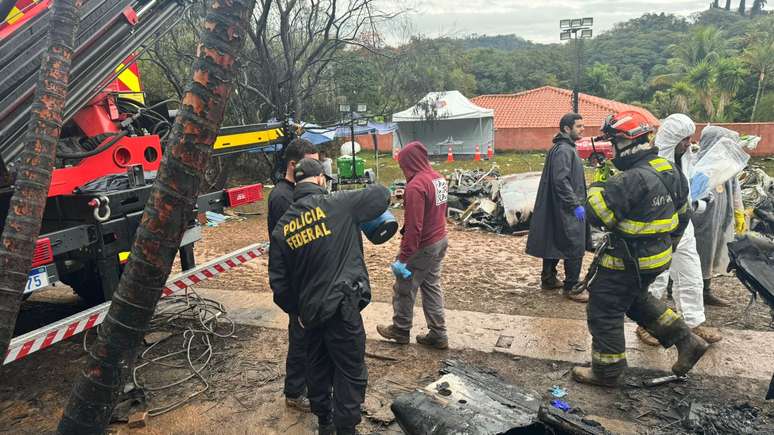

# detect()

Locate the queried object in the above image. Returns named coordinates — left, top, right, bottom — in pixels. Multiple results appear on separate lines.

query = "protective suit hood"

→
left=698, top=126, right=740, bottom=160
left=655, top=114, right=695, bottom=163
left=398, top=141, right=432, bottom=181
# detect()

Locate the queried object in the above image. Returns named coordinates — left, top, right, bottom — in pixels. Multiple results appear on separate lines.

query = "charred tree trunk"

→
left=0, top=0, right=80, bottom=355
left=57, top=0, right=256, bottom=433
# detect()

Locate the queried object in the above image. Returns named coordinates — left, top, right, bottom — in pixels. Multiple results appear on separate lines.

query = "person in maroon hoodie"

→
left=377, top=141, right=450, bottom=349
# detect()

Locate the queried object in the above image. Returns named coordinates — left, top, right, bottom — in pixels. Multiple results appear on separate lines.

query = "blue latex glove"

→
left=690, top=172, right=709, bottom=201
left=573, top=205, right=585, bottom=222
left=391, top=261, right=412, bottom=280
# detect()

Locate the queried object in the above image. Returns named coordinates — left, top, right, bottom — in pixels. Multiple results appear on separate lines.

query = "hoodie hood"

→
left=398, top=141, right=433, bottom=181
left=655, top=113, right=695, bottom=163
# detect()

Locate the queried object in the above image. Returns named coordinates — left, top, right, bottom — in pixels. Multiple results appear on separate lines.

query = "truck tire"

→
left=60, top=266, right=106, bottom=304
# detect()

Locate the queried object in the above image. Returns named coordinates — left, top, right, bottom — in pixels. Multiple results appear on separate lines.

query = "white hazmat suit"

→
left=648, top=114, right=705, bottom=328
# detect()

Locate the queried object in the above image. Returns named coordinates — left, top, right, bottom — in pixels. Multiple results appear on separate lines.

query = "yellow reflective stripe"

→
left=592, top=351, right=626, bottom=365
left=588, top=187, right=617, bottom=227
left=657, top=308, right=681, bottom=326
left=649, top=158, right=672, bottom=172
left=600, top=247, right=672, bottom=271
left=678, top=202, right=688, bottom=214
left=617, top=214, right=679, bottom=235
left=600, top=254, right=625, bottom=270
left=637, top=247, right=673, bottom=270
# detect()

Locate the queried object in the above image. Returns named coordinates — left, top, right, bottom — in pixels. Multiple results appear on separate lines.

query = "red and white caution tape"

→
left=4, top=243, right=268, bottom=365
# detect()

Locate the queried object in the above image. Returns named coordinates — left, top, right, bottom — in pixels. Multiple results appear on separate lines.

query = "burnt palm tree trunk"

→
left=57, top=0, right=256, bottom=433
left=0, top=0, right=80, bottom=355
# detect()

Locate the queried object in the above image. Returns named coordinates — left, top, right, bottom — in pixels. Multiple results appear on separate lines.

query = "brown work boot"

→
left=541, top=276, right=564, bottom=290
left=416, top=332, right=449, bottom=349
left=672, top=332, right=709, bottom=376
left=703, top=279, right=731, bottom=307
left=636, top=326, right=660, bottom=346
left=564, top=289, right=589, bottom=303
left=571, top=366, right=619, bottom=388
left=692, top=325, right=722, bottom=344
left=376, top=324, right=409, bottom=344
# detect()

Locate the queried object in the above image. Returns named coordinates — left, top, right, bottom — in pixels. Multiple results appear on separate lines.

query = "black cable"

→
left=57, top=130, right=128, bottom=159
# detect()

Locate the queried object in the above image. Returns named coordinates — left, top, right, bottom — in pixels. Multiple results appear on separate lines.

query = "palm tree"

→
left=744, top=36, right=774, bottom=121
left=739, top=0, right=747, bottom=15
left=0, top=0, right=79, bottom=355
left=715, top=58, right=747, bottom=120
left=687, top=61, right=717, bottom=119
left=751, top=0, right=767, bottom=16
left=652, top=26, right=727, bottom=87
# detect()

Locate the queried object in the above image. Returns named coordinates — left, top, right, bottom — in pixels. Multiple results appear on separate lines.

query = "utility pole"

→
left=560, top=17, right=594, bottom=114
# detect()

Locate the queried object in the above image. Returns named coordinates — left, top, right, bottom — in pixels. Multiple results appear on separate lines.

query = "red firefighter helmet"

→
left=601, top=111, right=653, bottom=141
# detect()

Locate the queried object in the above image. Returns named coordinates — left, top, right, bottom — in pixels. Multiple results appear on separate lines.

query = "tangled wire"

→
left=130, top=288, right=236, bottom=416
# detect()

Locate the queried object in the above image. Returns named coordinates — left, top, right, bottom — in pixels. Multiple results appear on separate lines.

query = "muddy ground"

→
left=187, top=200, right=774, bottom=332
left=1, top=324, right=772, bottom=435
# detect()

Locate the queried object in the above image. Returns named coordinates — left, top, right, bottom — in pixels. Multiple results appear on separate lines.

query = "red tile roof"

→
left=471, top=86, right=660, bottom=129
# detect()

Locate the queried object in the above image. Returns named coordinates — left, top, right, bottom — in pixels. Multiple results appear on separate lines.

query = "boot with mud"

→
left=416, top=331, right=448, bottom=349
left=571, top=367, right=619, bottom=388
left=541, top=276, right=564, bottom=290
left=636, top=326, right=660, bottom=346
left=376, top=324, right=409, bottom=344
left=703, top=279, right=730, bottom=307
left=692, top=325, right=722, bottom=344
left=672, top=332, right=709, bottom=376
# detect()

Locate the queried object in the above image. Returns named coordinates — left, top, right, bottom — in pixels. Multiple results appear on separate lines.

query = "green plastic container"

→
left=337, top=156, right=365, bottom=179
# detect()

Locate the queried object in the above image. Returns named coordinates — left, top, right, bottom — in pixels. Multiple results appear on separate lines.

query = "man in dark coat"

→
left=526, top=113, right=588, bottom=302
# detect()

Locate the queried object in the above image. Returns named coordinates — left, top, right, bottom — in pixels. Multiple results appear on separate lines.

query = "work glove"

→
left=573, top=205, right=586, bottom=223
left=734, top=209, right=747, bottom=234
left=391, top=261, right=412, bottom=280
left=690, top=173, right=709, bottom=202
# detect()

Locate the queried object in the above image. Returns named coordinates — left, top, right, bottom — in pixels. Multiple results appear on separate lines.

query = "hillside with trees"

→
left=138, top=2, right=774, bottom=125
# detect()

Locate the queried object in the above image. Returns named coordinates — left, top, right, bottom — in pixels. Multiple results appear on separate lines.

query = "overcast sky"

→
left=385, top=0, right=709, bottom=44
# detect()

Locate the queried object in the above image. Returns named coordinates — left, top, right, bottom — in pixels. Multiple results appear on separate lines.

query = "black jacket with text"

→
left=586, top=147, right=690, bottom=275
left=268, top=183, right=390, bottom=329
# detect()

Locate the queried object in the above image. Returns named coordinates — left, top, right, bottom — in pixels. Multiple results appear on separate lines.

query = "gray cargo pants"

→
left=392, top=237, right=448, bottom=339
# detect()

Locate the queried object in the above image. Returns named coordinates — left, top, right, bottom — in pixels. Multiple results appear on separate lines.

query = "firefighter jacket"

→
left=268, top=182, right=390, bottom=329
left=585, top=147, right=690, bottom=275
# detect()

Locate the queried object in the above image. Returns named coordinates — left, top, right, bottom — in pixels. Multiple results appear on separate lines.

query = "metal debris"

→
left=740, top=166, right=774, bottom=235
left=446, top=165, right=541, bottom=234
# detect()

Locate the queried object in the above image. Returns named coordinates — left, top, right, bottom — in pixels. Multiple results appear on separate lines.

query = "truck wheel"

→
left=61, top=267, right=105, bottom=303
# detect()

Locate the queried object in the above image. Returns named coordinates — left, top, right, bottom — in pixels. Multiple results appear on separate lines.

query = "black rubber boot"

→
left=703, top=278, right=730, bottom=307
left=673, top=332, right=709, bottom=376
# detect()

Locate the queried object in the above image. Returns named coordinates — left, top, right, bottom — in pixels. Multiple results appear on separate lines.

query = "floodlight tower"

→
left=560, top=17, right=593, bottom=114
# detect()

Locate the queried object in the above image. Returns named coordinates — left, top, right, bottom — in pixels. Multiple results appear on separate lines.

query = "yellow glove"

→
left=734, top=209, right=746, bottom=234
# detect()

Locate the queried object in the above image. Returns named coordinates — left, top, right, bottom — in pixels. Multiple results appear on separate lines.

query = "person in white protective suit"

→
left=636, top=114, right=722, bottom=346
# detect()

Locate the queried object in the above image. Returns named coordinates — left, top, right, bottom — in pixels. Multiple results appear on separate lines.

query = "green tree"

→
left=715, top=57, right=748, bottom=120
left=743, top=20, right=774, bottom=120
left=751, top=0, right=767, bottom=15
left=584, top=63, right=618, bottom=97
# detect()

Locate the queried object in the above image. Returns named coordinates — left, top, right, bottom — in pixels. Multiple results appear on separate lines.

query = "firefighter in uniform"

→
left=268, top=158, right=391, bottom=434
left=573, top=111, right=709, bottom=387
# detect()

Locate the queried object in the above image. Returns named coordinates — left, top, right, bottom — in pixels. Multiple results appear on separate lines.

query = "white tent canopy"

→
left=392, top=90, right=494, bottom=122
left=392, top=91, right=495, bottom=157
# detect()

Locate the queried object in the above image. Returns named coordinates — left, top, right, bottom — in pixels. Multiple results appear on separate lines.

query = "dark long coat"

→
left=526, top=133, right=587, bottom=259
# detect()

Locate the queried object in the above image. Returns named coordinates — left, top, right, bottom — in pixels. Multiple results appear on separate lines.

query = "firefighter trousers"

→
left=587, top=268, right=691, bottom=379
left=306, top=299, right=367, bottom=430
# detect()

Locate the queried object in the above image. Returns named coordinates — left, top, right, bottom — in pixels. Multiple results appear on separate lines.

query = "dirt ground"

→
left=2, top=324, right=772, bottom=435
left=189, top=199, right=774, bottom=333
